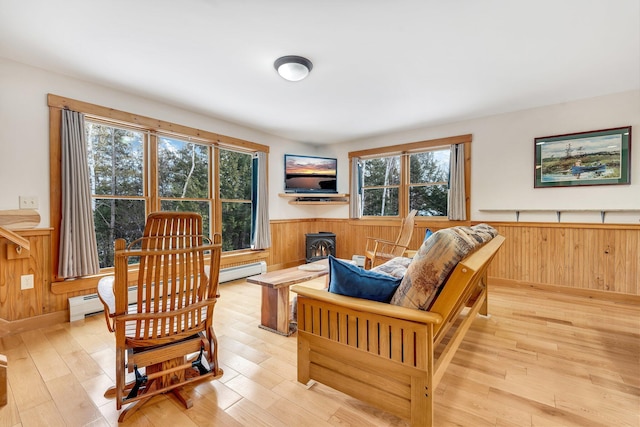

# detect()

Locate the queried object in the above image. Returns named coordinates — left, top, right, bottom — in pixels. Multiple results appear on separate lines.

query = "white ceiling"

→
left=1, top=0, right=639, bottom=144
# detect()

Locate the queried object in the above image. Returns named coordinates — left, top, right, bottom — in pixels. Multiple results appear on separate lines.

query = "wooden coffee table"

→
left=247, top=259, right=329, bottom=336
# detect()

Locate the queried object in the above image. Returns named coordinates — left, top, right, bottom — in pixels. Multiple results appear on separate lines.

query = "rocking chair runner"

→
left=97, top=212, right=223, bottom=422
left=364, top=209, right=418, bottom=269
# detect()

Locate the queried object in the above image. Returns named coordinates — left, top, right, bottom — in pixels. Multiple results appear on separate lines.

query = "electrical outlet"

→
left=21, top=274, right=34, bottom=290
left=19, top=196, right=39, bottom=210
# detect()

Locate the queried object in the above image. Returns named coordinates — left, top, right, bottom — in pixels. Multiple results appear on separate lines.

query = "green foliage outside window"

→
left=158, top=137, right=209, bottom=198
left=409, top=150, right=449, bottom=216
left=86, top=122, right=256, bottom=268
left=362, top=156, right=400, bottom=216
left=158, top=136, right=211, bottom=237
left=86, top=122, right=146, bottom=268
left=219, top=149, right=252, bottom=251
left=361, top=148, right=450, bottom=217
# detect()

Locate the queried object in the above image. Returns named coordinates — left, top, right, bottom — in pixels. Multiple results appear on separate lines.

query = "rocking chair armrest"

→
left=365, top=236, right=396, bottom=252
left=365, top=236, right=396, bottom=245
left=115, top=299, right=215, bottom=323
left=373, top=241, right=409, bottom=254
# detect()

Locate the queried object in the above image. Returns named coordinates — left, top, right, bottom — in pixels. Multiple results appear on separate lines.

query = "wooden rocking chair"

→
left=97, top=212, right=223, bottom=421
left=364, top=209, right=418, bottom=269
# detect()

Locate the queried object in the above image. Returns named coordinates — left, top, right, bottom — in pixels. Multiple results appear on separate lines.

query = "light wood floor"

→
left=1, top=279, right=638, bottom=427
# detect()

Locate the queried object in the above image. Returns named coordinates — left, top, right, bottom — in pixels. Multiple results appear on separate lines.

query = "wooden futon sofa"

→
left=291, top=230, right=505, bottom=427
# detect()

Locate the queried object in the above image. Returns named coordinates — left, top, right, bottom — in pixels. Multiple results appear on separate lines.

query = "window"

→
left=351, top=135, right=470, bottom=219
left=88, top=127, right=259, bottom=268
left=86, top=121, right=147, bottom=268
left=361, top=156, right=400, bottom=216
left=219, top=149, right=253, bottom=251
left=158, top=136, right=211, bottom=237
left=408, top=148, right=450, bottom=216
left=49, top=95, right=269, bottom=277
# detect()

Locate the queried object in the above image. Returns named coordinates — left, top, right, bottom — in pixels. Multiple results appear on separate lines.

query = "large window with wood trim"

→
left=351, top=135, right=470, bottom=220
left=49, top=94, right=269, bottom=277
left=86, top=120, right=256, bottom=268
left=86, top=121, right=147, bottom=268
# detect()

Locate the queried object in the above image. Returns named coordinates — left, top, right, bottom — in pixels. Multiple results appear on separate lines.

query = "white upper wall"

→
left=325, top=90, right=640, bottom=224
left=1, top=57, right=638, bottom=225
left=0, top=58, right=318, bottom=224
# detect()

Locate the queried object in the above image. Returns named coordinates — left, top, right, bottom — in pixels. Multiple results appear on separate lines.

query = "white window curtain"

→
left=447, top=143, right=466, bottom=220
left=349, top=157, right=362, bottom=219
left=252, top=151, right=271, bottom=249
left=59, top=109, right=101, bottom=278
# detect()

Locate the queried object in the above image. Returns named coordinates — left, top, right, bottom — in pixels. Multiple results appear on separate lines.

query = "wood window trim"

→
left=349, top=134, right=472, bottom=222
left=48, top=93, right=269, bottom=286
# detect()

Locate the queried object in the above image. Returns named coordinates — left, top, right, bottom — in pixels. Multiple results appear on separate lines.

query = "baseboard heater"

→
left=68, top=286, right=138, bottom=322
left=218, top=261, right=266, bottom=283
left=68, top=261, right=267, bottom=322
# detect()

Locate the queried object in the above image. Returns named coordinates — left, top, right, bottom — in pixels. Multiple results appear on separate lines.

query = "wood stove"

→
left=305, top=232, right=336, bottom=263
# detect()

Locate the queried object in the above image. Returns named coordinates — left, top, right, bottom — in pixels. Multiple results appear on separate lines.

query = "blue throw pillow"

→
left=328, top=256, right=401, bottom=303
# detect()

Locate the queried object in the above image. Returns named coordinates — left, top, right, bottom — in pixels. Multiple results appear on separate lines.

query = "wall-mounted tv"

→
left=284, top=154, right=337, bottom=193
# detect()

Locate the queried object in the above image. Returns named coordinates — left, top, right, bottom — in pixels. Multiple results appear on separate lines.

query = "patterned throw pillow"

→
left=371, top=256, right=413, bottom=279
left=389, top=224, right=497, bottom=310
left=328, top=256, right=402, bottom=303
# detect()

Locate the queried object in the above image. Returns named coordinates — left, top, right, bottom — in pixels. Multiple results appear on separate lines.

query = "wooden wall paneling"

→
left=621, top=230, right=638, bottom=295
left=569, top=228, right=581, bottom=290
left=588, top=229, right=604, bottom=291
left=2, top=219, right=639, bottom=329
left=268, top=218, right=451, bottom=271
left=0, top=230, right=52, bottom=322
left=270, top=220, right=640, bottom=297
left=489, top=223, right=640, bottom=296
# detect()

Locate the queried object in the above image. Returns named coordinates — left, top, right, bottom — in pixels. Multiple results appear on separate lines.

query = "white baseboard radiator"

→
left=68, top=261, right=267, bottom=322
left=218, top=261, right=266, bottom=283
left=68, top=286, right=138, bottom=322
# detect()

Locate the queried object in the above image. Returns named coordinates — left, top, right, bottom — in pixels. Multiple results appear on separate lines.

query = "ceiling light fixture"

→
left=274, top=55, right=313, bottom=82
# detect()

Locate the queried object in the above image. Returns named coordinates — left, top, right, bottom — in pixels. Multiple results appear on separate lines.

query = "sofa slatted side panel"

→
left=298, top=296, right=433, bottom=369
left=297, top=295, right=434, bottom=424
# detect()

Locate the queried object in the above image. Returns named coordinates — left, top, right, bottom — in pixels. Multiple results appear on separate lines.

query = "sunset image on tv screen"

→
left=285, top=155, right=337, bottom=191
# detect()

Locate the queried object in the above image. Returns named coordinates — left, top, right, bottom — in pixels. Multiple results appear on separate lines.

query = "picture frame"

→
left=534, top=126, right=631, bottom=188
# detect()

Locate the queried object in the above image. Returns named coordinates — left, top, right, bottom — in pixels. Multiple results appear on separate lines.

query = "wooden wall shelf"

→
left=279, top=193, right=349, bottom=205
left=478, top=208, right=640, bottom=223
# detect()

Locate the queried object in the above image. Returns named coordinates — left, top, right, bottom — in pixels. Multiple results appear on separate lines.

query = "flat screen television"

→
left=284, top=154, right=337, bottom=193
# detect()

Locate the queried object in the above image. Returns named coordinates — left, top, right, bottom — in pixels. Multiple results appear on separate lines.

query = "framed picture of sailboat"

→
left=534, top=126, right=631, bottom=188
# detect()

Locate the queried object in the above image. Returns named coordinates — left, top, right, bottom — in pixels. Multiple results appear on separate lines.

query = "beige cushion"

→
left=371, top=256, right=412, bottom=279
left=390, top=224, right=497, bottom=310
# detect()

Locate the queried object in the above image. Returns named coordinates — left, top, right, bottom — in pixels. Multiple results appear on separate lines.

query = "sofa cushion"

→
left=390, top=224, right=497, bottom=310
left=328, top=256, right=402, bottom=303
left=371, top=256, right=413, bottom=279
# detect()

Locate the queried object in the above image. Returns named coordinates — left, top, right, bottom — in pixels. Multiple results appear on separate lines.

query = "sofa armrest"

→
left=291, top=284, right=443, bottom=325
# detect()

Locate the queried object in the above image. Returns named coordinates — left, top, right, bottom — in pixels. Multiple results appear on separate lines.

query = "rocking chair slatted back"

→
left=114, top=212, right=218, bottom=347
left=365, top=209, right=418, bottom=268
left=103, top=211, right=223, bottom=421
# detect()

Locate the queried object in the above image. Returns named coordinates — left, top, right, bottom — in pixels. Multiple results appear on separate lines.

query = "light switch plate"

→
left=21, top=274, right=34, bottom=290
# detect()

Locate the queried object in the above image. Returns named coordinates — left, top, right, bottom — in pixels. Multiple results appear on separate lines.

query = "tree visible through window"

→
left=86, top=121, right=146, bottom=268
left=362, top=156, right=400, bottom=216
left=219, top=149, right=252, bottom=251
left=359, top=147, right=452, bottom=218
left=158, top=136, right=211, bottom=237
left=409, top=149, right=449, bottom=216
left=85, top=120, right=257, bottom=268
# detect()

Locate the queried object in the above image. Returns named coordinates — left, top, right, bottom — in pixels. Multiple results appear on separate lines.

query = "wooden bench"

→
left=291, top=235, right=505, bottom=427
left=247, top=259, right=330, bottom=336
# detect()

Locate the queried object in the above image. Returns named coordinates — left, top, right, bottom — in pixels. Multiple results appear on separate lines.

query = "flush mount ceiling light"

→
left=274, top=55, right=313, bottom=82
